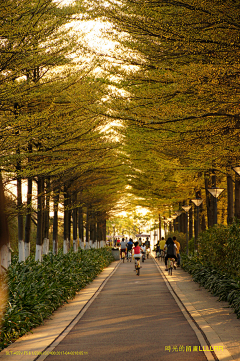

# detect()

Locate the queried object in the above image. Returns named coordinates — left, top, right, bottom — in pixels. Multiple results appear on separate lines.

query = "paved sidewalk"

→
left=0, top=256, right=240, bottom=361
left=154, top=256, right=240, bottom=361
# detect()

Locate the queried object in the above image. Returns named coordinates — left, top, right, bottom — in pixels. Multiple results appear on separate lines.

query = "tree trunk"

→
left=205, top=176, right=214, bottom=228
left=89, top=209, right=95, bottom=247
left=97, top=219, right=101, bottom=243
left=189, top=205, right=193, bottom=240
left=93, top=213, right=97, bottom=244
left=16, top=147, right=24, bottom=263
left=72, top=193, right=78, bottom=252
left=78, top=206, right=84, bottom=247
left=68, top=194, right=71, bottom=250
left=159, top=214, right=162, bottom=239
left=103, top=218, right=106, bottom=243
left=235, top=173, right=240, bottom=220
left=43, top=177, right=50, bottom=255
left=52, top=191, right=59, bottom=255
left=85, top=207, right=89, bottom=245
left=24, top=143, right=33, bottom=259
left=63, top=185, right=69, bottom=254
left=180, top=213, right=184, bottom=233
left=227, top=174, right=234, bottom=224
left=24, top=177, right=32, bottom=259
left=0, top=173, right=11, bottom=272
left=212, top=173, right=217, bottom=225
left=182, top=201, right=187, bottom=234
left=201, top=214, right=206, bottom=231
left=35, top=176, right=44, bottom=262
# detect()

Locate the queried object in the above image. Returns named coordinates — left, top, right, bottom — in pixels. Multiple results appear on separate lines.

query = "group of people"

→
left=118, top=237, right=150, bottom=261
left=115, top=235, right=181, bottom=271
left=155, top=236, right=181, bottom=271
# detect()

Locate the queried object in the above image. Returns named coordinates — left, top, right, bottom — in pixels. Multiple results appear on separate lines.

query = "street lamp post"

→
left=207, top=187, right=225, bottom=225
left=182, top=205, right=192, bottom=255
left=191, top=198, right=203, bottom=252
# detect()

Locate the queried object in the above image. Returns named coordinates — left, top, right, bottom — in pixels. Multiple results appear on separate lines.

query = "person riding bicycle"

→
left=133, top=241, right=141, bottom=261
left=155, top=241, right=160, bottom=259
left=173, top=236, right=181, bottom=267
left=141, top=242, right=146, bottom=262
left=159, top=237, right=165, bottom=252
left=120, top=238, right=127, bottom=259
left=126, top=238, right=133, bottom=260
left=164, top=237, right=177, bottom=271
left=145, top=237, right=150, bottom=257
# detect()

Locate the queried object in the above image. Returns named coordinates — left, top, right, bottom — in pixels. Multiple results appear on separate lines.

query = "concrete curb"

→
left=0, top=261, right=120, bottom=361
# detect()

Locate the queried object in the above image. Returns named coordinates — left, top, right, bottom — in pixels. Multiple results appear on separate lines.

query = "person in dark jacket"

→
left=164, top=237, right=177, bottom=271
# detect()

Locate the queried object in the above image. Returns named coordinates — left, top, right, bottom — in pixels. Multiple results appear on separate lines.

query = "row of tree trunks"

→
left=5, top=176, right=107, bottom=264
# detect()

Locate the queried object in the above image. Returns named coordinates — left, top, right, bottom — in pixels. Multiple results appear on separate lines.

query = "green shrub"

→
left=197, top=220, right=240, bottom=278
left=166, top=231, right=187, bottom=253
left=0, top=248, right=114, bottom=351
left=181, top=255, right=240, bottom=318
left=188, top=238, right=195, bottom=256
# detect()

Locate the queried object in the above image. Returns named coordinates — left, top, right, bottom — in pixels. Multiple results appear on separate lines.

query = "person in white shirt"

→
left=141, top=243, right=146, bottom=262
left=120, top=238, right=127, bottom=259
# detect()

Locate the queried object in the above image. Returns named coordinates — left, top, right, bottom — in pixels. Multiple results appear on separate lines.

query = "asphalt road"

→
left=44, top=258, right=208, bottom=361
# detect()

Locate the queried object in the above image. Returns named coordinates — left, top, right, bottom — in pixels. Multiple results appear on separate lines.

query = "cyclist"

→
left=141, top=242, right=146, bottom=262
left=145, top=237, right=150, bottom=258
left=133, top=241, right=141, bottom=268
left=155, top=241, right=160, bottom=259
left=126, top=238, right=133, bottom=260
left=173, top=236, right=181, bottom=267
left=159, top=237, right=165, bottom=259
left=164, top=237, right=177, bottom=271
left=120, top=238, right=127, bottom=260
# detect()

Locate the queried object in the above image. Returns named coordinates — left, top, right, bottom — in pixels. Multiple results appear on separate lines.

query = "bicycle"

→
left=160, top=250, right=165, bottom=262
left=167, top=258, right=175, bottom=275
left=121, top=249, right=126, bottom=263
left=127, top=249, right=132, bottom=262
left=135, top=257, right=141, bottom=276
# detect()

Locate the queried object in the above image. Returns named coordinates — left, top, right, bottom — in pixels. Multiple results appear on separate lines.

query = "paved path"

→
left=1, top=255, right=240, bottom=361
left=43, top=258, right=208, bottom=361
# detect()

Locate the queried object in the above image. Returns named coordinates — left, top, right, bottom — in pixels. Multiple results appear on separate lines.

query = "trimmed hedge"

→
left=181, top=255, right=240, bottom=318
left=0, top=248, right=114, bottom=351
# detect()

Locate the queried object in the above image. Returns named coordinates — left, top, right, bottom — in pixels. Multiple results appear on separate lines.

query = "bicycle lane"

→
left=40, top=258, right=210, bottom=361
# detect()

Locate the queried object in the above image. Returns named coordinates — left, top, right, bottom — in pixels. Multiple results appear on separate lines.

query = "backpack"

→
left=167, top=243, right=176, bottom=256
